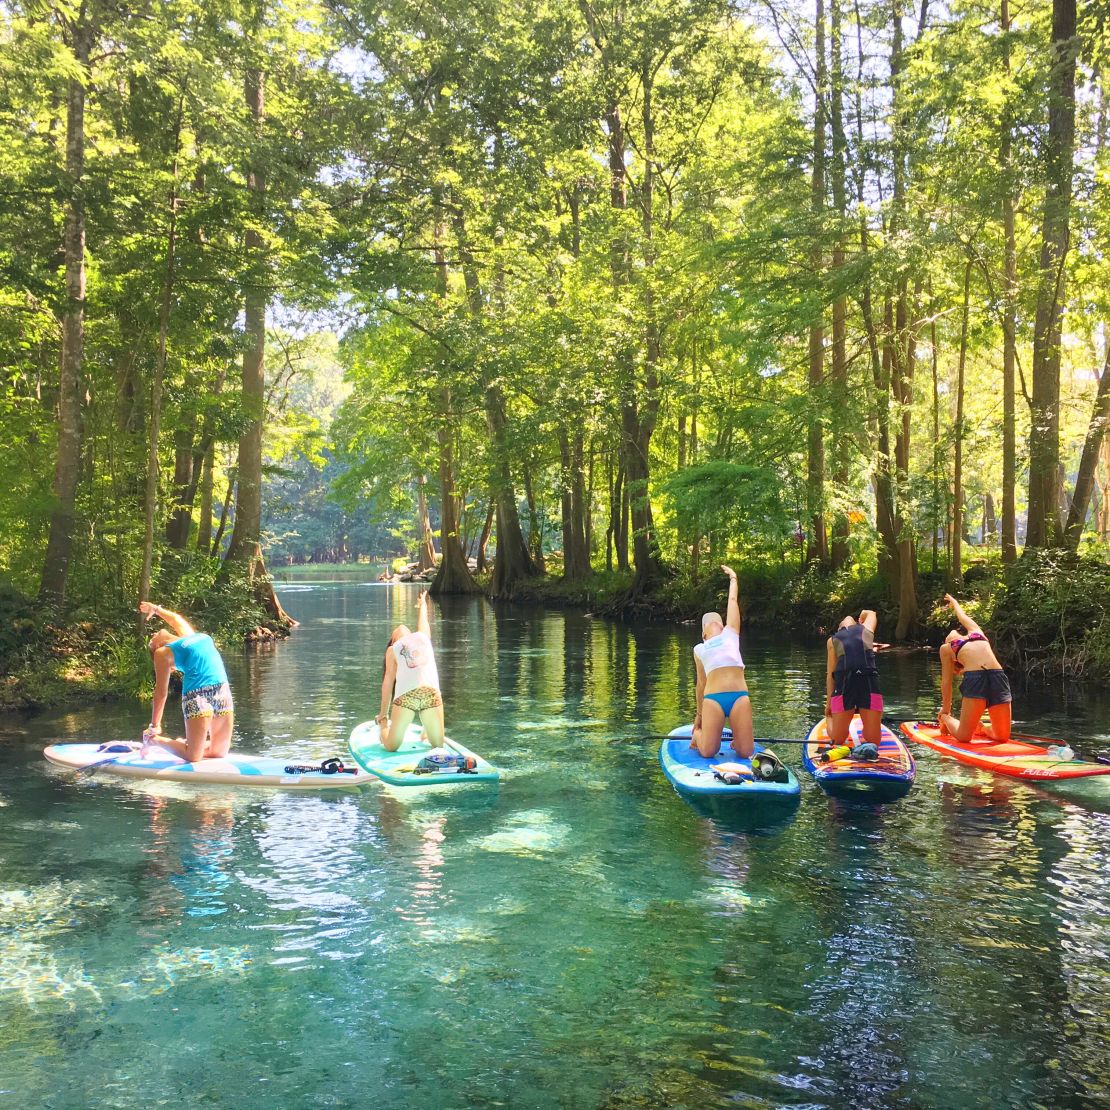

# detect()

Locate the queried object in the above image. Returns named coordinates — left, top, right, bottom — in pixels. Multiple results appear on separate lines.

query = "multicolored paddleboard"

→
left=901, top=722, right=1110, bottom=804
left=803, top=717, right=915, bottom=803
left=44, top=743, right=374, bottom=789
left=660, top=725, right=801, bottom=800
left=347, top=721, right=499, bottom=786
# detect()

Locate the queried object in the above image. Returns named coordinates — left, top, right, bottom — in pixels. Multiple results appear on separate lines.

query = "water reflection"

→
left=1, top=583, right=1109, bottom=1106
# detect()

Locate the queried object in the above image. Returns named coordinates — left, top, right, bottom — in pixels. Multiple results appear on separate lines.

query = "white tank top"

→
left=392, top=631, right=440, bottom=696
left=694, top=626, right=744, bottom=675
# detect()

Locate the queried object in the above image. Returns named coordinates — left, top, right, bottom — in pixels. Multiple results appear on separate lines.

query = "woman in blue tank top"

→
left=140, top=600, right=234, bottom=762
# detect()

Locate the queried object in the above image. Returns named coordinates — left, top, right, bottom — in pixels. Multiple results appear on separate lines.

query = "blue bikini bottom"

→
left=703, top=690, right=750, bottom=716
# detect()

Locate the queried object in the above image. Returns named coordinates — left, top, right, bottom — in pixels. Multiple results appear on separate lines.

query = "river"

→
left=1, top=582, right=1108, bottom=1107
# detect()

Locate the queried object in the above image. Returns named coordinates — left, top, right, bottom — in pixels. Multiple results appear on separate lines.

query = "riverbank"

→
left=507, top=551, right=1110, bottom=680
left=0, top=560, right=294, bottom=712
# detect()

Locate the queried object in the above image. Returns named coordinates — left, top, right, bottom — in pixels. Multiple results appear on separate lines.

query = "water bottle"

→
left=819, top=745, right=852, bottom=764
left=1047, top=745, right=1074, bottom=762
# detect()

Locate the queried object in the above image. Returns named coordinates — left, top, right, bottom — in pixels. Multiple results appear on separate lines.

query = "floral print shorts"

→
left=182, top=682, right=234, bottom=720
left=393, top=686, right=443, bottom=713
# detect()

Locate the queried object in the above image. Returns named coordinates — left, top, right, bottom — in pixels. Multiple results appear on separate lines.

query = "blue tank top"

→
left=168, top=633, right=228, bottom=692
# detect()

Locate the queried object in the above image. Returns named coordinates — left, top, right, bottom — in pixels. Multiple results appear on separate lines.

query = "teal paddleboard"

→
left=347, top=722, right=499, bottom=786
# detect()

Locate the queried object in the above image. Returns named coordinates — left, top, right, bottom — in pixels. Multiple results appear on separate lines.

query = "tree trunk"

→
left=1000, top=0, right=1019, bottom=563
left=931, top=315, right=941, bottom=573
left=211, top=466, right=236, bottom=557
left=1026, top=0, right=1077, bottom=548
left=416, top=472, right=436, bottom=571
left=807, top=0, right=829, bottom=567
left=430, top=394, right=481, bottom=595
left=829, top=0, right=850, bottom=568
left=196, top=442, right=215, bottom=554
left=475, top=499, right=494, bottom=573
left=1063, top=344, right=1110, bottom=550
left=165, top=420, right=197, bottom=548
left=488, top=389, right=538, bottom=596
left=226, top=63, right=267, bottom=565
left=951, top=260, right=972, bottom=587
left=39, top=16, right=93, bottom=605
left=138, top=131, right=181, bottom=621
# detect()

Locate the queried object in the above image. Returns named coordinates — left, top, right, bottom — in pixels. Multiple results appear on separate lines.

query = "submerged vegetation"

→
left=1, top=0, right=1109, bottom=704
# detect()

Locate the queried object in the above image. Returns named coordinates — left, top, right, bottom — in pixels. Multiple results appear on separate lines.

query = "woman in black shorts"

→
left=824, top=610, right=883, bottom=744
left=938, top=593, right=1012, bottom=741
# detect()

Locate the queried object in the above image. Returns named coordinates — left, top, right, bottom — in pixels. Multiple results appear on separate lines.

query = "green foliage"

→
left=989, top=551, right=1110, bottom=677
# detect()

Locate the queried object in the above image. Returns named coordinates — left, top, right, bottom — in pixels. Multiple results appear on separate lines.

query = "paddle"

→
left=610, top=734, right=811, bottom=746
left=73, top=742, right=142, bottom=778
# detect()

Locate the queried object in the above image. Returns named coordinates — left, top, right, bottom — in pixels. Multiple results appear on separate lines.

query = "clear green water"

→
left=2, top=584, right=1109, bottom=1107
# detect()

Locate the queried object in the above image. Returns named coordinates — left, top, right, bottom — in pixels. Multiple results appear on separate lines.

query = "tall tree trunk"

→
left=931, top=316, right=941, bottom=574
left=475, top=498, right=494, bottom=573
left=165, top=419, right=197, bottom=548
left=627, top=59, right=665, bottom=593
left=1027, top=0, right=1077, bottom=548
left=428, top=220, right=479, bottom=596
left=211, top=466, right=236, bottom=557
left=829, top=0, right=850, bottom=569
left=487, top=388, right=538, bottom=596
left=807, top=0, right=829, bottom=567
left=39, top=14, right=93, bottom=604
left=196, top=442, right=215, bottom=554
left=1063, top=344, right=1110, bottom=550
left=1000, top=0, right=1019, bottom=562
left=951, top=260, right=972, bottom=586
left=138, top=125, right=181, bottom=620
left=226, top=61, right=267, bottom=564
left=416, top=472, right=436, bottom=571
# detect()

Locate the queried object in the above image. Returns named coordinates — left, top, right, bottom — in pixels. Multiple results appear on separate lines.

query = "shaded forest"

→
left=2, top=0, right=1109, bottom=697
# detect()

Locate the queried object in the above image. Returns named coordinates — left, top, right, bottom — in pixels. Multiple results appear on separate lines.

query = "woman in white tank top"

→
left=691, top=566, right=754, bottom=758
left=377, top=590, right=446, bottom=751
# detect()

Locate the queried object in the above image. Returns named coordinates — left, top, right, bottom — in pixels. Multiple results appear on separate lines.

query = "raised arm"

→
left=148, top=647, right=175, bottom=735
left=378, top=648, right=397, bottom=722
left=824, top=637, right=837, bottom=720
left=943, top=593, right=980, bottom=635
left=939, top=643, right=956, bottom=718
left=140, top=601, right=194, bottom=638
left=693, top=654, right=707, bottom=731
left=415, top=590, right=431, bottom=639
left=721, top=566, right=741, bottom=633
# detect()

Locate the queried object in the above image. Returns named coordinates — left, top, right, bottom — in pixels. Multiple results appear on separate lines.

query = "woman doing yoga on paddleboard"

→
left=691, top=566, right=754, bottom=760
left=377, top=590, right=446, bottom=752
left=938, top=593, right=1012, bottom=742
left=824, top=610, right=885, bottom=745
left=141, top=601, right=235, bottom=762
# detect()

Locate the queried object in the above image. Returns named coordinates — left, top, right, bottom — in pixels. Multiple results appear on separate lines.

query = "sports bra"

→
left=694, top=626, right=744, bottom=674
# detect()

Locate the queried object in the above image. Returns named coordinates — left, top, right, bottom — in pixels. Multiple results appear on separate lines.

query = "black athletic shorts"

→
left=960, top=668, right=1012, bottom=707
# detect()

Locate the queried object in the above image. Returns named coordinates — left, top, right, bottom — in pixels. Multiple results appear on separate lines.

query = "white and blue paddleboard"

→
left=660, top=725, right=801, bottom=800
left=44, top=743, right=374, bottom=790
left=348, top=722, right=499, bottom=786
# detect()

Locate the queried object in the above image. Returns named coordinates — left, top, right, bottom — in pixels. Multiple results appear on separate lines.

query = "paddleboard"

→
left=660, top=725, right=800, bottom=800
left=803, top=717, right=915, bottom=803
left=44, top=743, right=375, bottom=789
left=347, top=721, right=499, bottom=786
left=901, top=722, right=1110, bottom=802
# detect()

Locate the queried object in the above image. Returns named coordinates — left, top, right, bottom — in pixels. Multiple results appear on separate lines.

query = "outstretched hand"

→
left=416, top=589, right=428, bottom=609
left=139, top=601, right=158, bottom=620
left=943, top=593, right=957, bottom=609
left=720, top=565, right=737, bottom=580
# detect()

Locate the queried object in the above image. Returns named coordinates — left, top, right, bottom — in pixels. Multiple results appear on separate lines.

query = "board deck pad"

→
left=660, top=725, right=800, bottom=799
left=44, top=743, right=375, bottom=789
left=802, top=718, right=915, bottom=802
left=347, top=721, right=499, bottom=786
